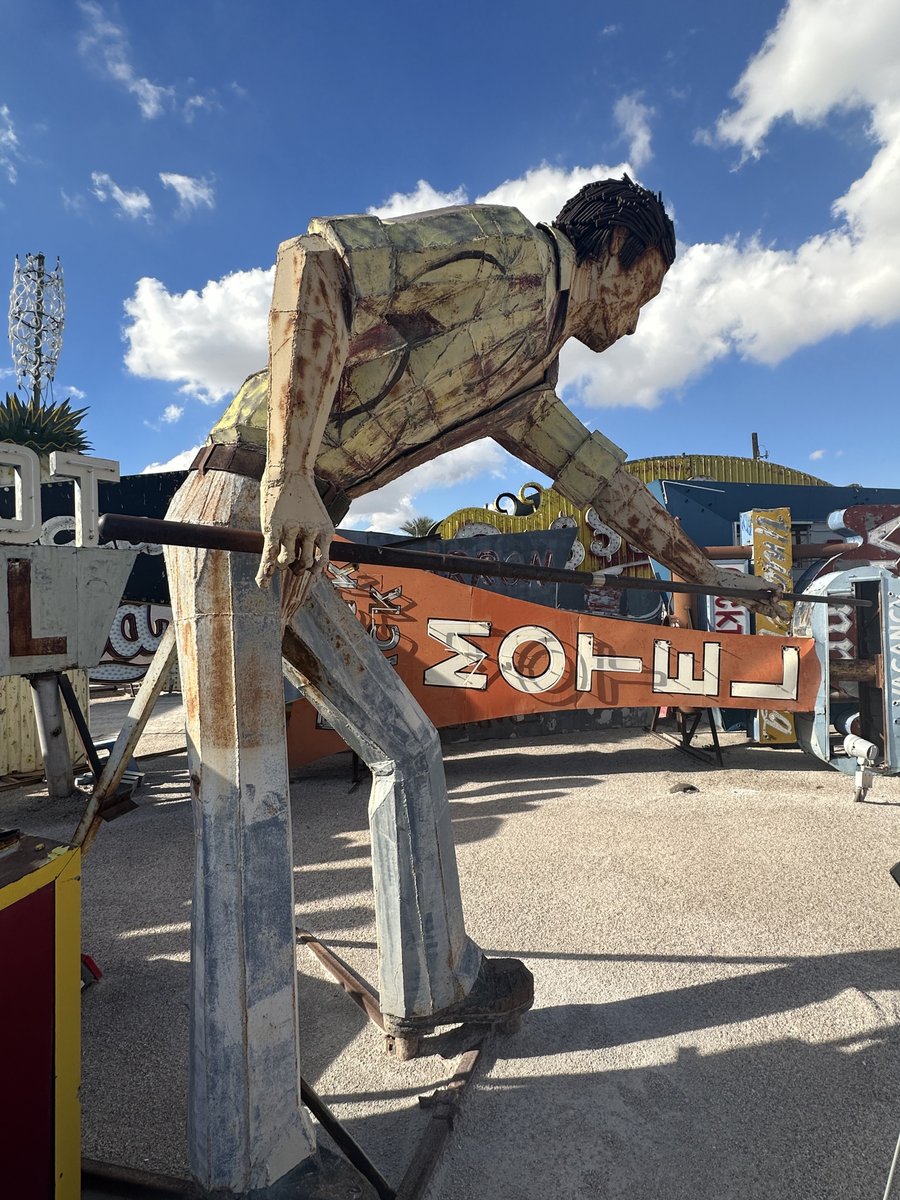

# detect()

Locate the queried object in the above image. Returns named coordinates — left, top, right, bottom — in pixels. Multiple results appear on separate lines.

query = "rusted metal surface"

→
left=830, top=659, right=879, bottom=683
left=97, top=514, right=869, bottom=608
left=298, top=924, right=484, bottom=1200
left=827, top=505, right=900, bottom=565
left=394, top=1044, right=484, bottom=1200
left=164, top=468, right=318, bottom=1193
left=297, top=927, right=385, bottom=1030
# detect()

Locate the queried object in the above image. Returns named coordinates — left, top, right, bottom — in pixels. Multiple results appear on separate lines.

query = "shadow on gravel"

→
left=500, top=947, right=900, bottom=1057
left=452, top=1028, right=900, bottom=1200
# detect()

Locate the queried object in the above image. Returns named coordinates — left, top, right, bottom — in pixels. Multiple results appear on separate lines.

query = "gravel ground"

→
left=6, top=694, right=900, bottom=1199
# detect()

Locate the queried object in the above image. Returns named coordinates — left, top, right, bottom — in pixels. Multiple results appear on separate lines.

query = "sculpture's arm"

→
left=494, top=392, right=783, bottom=614
left=257, top=234, right=350, bottom=593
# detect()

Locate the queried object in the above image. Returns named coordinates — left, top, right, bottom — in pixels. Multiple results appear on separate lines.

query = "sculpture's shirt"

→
left=211, top=205, right=568, bottom=492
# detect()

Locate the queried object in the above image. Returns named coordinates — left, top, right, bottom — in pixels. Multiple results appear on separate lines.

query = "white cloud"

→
left=160, top=172, right=215, bottom=214
left=162, top=404, right=184, bottom=423
left=119, top=0, right=900, bottom=427
left=64, top=385, right=86, bottom=399
left=142, top=444, right=203, bottom=474
left=346, top=440, right=511, bottom=532
left=563, top=0, right=900, bottom=409
left=77, top=2, right=216, bottom=121
left=123, top=267, right=274, bottom=402
left=601, top=24, right=620, bottom=36
left=183, top=95, right=219, bottom=122
left=117, top=160, right=640, bottom=406
left=369, top=179, right=468, bottom=218
left=61, top=190, right=87, bottom=214
left=809, top=449, right=827, bottom=460
left=78, top=1, right=172, bottom=118
left=0, top=104, right=20, bottom=183
left=714, top=0, right=900, bottom=159
left=91, top=171, right=152, bottom=221
left=614, top=93, right=655, bottom=169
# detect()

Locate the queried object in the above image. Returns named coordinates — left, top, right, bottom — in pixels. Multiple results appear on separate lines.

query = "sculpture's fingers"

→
left=276, top=526, right=301, bottom=567
left=298, top=531, right=317, bottom=569
left=312, top=529, right=333, bottom=576
left=256, top=531, right=280, bottom=589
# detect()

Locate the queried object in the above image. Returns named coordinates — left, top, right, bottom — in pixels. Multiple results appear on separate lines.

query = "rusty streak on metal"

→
left=296, top=927, right=385, bottom=1029
left=6, top=559, right=68, bottom=656
left=829, top=659, right=879, bottom=684
left=97, top=513, right=872, bottom=608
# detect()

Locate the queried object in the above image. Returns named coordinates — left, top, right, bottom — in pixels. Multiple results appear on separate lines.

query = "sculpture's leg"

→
left=165, top=470, right=316, bottom=1195
left=285, top=576, right=483, bottom=1019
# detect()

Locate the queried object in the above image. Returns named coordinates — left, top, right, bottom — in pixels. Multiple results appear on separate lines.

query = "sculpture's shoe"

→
left=381, top=956, right=534, bottom=1059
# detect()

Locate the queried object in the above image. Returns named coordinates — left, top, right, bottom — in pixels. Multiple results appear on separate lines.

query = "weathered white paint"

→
left=497, top=625, right=567, bottom=694
left=49, top=451, right=120, bottom=547
left=652, top=639, right=721, bottom=696
left=0, top=442, right=41, bottom=544
left=286, top=576, right=482, bottom=1017
left=165, top=470, right=316, bottom=1193
left=424, top=619, right=491, bottom=689
left=576, top=635, right=642, bottom=690
left=0, top=545, right=136, bottom=676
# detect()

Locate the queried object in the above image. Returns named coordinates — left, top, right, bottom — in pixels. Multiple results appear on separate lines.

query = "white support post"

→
left=29, top=672, right=75, bottom=798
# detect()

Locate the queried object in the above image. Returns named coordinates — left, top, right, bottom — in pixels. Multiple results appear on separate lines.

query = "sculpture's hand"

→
left=256, top=474, right=333, bottom=591
left=712, top=567, right=790, bottom=624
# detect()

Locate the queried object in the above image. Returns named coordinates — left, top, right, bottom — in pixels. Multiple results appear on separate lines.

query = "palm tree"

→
left=400, top=515, right=438, bottom=537
left=0, top=391, right=90, bottom=460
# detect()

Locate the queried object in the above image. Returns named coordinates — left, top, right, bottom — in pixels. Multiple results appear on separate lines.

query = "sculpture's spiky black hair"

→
left=553, top=175, right=676, bottom=270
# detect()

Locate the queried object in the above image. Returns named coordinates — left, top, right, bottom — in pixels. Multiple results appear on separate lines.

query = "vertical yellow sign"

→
left=748, top=508, right=796, bottom=744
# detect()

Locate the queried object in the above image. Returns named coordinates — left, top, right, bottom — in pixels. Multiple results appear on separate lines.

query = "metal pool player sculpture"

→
left=154, top=178, right=785, bottom=1196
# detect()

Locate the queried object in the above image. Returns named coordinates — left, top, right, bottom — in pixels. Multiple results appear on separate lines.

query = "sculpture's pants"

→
left=164, top=467, right=480, bottom=1193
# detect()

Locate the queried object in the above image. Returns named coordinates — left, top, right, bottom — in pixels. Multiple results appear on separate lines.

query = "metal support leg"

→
left=72, top=624, right=177, bottom=852
left=29, top=672, right=75, bottom=798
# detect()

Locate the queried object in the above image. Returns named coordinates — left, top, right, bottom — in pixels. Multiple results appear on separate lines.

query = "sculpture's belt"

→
left=189, top=443, right=351, bottom=525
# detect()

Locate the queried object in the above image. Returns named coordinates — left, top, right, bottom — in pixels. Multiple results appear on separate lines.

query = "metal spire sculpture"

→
left=9, top=253, right=65, bottom=403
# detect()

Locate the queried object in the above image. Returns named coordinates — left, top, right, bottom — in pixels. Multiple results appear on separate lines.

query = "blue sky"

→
left=2, top=0, right=898, bottom=530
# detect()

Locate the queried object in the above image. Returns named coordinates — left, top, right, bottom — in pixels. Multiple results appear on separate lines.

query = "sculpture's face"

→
left=572, top=244, right=667, bottom=353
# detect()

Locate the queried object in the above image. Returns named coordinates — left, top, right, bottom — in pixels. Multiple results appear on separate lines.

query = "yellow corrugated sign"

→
left=745, top=507, right=796, bottom=745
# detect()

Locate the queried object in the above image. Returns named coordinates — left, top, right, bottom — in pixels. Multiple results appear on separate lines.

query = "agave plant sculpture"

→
left=0, top=390, right=90, bottom=459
